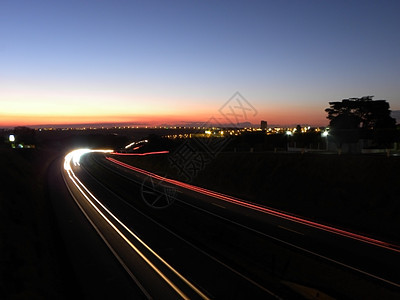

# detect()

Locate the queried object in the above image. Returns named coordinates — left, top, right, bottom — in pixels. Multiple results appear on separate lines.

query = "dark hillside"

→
left=0, top=149, right=67, bottom=298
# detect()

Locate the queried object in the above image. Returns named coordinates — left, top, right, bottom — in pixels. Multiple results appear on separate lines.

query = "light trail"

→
left=106, top=156, right=400, bottom=254
left=64, top=149, right=209, bottom=300
left=84, top=155, right=282, bottom=298
left=110, top=151, right=169, bottom=156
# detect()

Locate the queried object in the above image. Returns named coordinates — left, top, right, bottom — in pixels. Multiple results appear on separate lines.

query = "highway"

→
left=60, top=149, right=400, bottom=299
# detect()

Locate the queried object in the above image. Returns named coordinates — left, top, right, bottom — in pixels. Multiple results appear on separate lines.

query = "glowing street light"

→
left=322, top=130, right=329, bottom=150
left=9, top=134, right=15, bottom=142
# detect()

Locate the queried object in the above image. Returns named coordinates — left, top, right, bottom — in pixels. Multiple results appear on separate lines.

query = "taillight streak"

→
left=110, top=151, right=169, bottom=156
left=106, top=156, right=400, bottom=253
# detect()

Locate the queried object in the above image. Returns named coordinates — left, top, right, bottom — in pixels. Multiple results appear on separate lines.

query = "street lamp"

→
left=286, top=131, right=293, bottom=151
left=322, top=131, right=329, bottom=150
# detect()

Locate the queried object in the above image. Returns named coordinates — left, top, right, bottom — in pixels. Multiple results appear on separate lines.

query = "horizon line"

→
left=0, top=121, right=330, bottom=130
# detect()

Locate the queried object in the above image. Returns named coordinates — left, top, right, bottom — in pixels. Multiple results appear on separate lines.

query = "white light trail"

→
left=63, top=149, right=208, bottom=300
left=64, top=149, right=113, bottom=170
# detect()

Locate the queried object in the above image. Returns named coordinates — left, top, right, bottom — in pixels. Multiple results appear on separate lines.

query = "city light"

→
left=9, top=134, right=15, bottom=142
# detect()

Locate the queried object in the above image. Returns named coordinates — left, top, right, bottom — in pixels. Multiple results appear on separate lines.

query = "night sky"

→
left=1, top=0, right=399, bottom=127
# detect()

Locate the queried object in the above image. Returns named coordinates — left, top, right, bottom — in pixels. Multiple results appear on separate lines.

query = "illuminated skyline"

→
left=1, top=0, right=400, bottom=128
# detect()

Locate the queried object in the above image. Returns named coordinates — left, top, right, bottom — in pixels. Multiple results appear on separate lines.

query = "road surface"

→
left=58, top=149, right=400, bottom=299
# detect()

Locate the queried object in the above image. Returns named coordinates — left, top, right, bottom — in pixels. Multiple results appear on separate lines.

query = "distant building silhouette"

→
left=260, top=120, right=267, bottom=131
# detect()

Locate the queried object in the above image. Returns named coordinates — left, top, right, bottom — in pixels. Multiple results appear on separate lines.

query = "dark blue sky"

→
left=1, top=0, right=399, bottom=126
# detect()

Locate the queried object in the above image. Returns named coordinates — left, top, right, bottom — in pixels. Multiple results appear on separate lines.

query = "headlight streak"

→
left=64, top=149, right=209, bottom=300
left=86, top=154, right=283, bottom=298
left=65, top=149, right=113, bottom=170
left=105, top=156, right=400, bottom=254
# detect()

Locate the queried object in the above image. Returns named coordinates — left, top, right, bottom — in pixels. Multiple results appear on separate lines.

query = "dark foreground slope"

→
left=113, top=152, right=400, bottom=243
left=0, top=149, right=70, bottom=299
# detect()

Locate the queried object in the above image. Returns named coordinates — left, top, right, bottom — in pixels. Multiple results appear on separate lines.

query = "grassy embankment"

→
left=112, top=152, right=400, bottom=243
left=0, top=149, right=65, bottom=299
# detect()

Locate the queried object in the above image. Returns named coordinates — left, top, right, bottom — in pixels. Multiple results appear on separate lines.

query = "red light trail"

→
left=110, top=151, right=169, bottom=156
left=106, top=155, right=400, bottom=254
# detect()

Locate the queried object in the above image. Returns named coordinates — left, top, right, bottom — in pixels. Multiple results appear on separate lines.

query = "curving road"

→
left=57, top=149, right=400, bottom=299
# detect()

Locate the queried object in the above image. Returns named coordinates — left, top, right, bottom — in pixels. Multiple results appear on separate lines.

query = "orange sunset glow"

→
left=0, top=103, right=328, bottom=128
left=2, top=1, right=400, bottom=299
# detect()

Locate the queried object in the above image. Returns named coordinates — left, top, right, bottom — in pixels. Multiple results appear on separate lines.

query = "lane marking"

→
left=278, top=225, right=304, bottom=236
left=105, top=156, right=400, bottom=254
left=67, top=169, right=190, bottom=299
left=177, top=199, right=400, bottom=289
left=62, top=169, right=152, bottom=299
left=81, top=158, right=280, bottom=298
left=103, top=156, right=400, bottom=288
left=64, top=150, right=209, bottom=300
left=211, top=202, right=226, bottom=209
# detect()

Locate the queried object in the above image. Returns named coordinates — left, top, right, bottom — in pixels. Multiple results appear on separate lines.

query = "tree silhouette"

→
left=325, top=96, right=396, bottom=149
left=14, top=126, right=36, bottom=146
